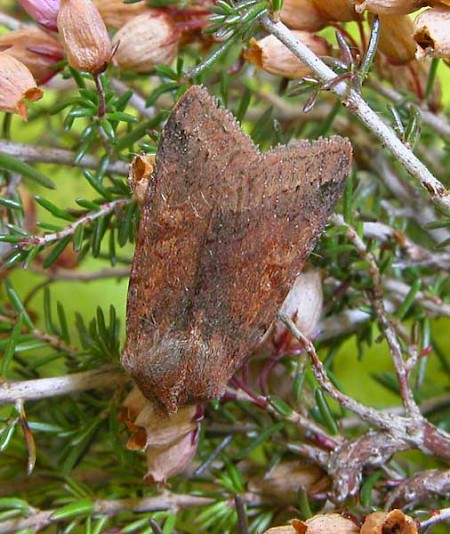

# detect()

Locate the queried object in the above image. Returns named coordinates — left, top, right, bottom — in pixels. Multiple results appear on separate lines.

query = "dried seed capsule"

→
left=128, top=154, right=154, bottom=205
left=354, top=0, right=426, bottom=15
left=0, top=51, right=43, bottom=120
left=377, top=14, right=416, bottom=64
left=280, top=0, right=326, bottom=31
left=244, top=31, right=331, bottom=79
left=121, top=387, right=199, bottom=483
left=93, top=0, right=150, bottom=29
left=249, top=460, right=329, bottom=502
left=112, top=12, right=179, bottom=73
left=302, top=514, right=359, bottom=533
left=264, top=515, right=359, bottom=534
left=361, top=510, right=418, bottom=534
left=0, top=28, right=63, bottom=84
left=314, top=0, right=358, bottom=21
left=57, top=0, right=112, bottom=74
left=414, top=6, right=450, bottom=59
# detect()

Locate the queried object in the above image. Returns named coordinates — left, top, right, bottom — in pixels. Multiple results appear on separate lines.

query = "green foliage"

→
left=0, top=0, right=449, bottom=532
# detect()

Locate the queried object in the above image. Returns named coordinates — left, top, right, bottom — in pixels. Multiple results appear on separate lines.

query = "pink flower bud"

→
left=112, top=12, right=179, bottom=73
left=0, top=52, right=43, bottom=120
left=0, top=28, right=63, bottom=85
left=18, top=0, right=60, bottom=31
left=57, top=0, right=112, bottom=74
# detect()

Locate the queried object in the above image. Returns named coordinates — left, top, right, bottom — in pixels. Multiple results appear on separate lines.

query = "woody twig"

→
left=18, top=198, right=131, bottom=248
left=261, top=15, right=450, bottom=214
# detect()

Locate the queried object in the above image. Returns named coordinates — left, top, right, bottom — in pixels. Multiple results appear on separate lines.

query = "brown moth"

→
left=122, top=85, right=352, bottom=416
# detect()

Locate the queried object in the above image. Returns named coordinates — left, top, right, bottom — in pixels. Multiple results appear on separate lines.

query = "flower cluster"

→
left=244, top=0, right=449, bottom=109
left=0, top=0, right=194, bottom=119
left=3, top=0, right=449, bottom=121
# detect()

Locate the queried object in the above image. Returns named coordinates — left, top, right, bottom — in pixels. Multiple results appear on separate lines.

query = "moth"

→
left=122, top=86, right=352, bottom=415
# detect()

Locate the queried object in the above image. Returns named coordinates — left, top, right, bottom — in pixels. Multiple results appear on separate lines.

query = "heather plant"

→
left=0, top=1, right=449, bottom=533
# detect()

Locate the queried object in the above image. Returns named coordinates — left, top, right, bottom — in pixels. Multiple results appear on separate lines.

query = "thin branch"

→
left=331, top=214, right=421, bottom=419
left=374, top=156, right=450, bottom=245
left=0, top=140, right=129, bottom=175
left=0, top=313, right=76, bottom=353
left=31, top=265, right=131, bottom=282
left=268, top=403, right=342, bottom=449
left=22, top=198, right=132, bottom=247
left=0, top=367, right=125, bottom=405
left=279, top=315, right=450, bottom=460
left=420, top=507, right=450, bottom=530
left=261, top=16, right=450, bottom=213
left=317, top=307, right=372, bottom=341
left=0, top=11, right=28, bottom=30
left=0, top=493, right=263, bottom=534
left=362, top=221, right=450, bottom=271
left=279, top=315, right=397, bottom=430
left=383, top=277, right=450, bottom=317
left=368, top=79, right=450, bottom=140
left=341, top=394, right=450, bottom=430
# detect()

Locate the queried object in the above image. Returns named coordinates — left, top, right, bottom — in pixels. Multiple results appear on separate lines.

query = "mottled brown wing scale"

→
left=184, top=139, right=352, bottom=405
left=122, top=86, right=260, bottom=411
left=122, top=86, right=352, bottom=414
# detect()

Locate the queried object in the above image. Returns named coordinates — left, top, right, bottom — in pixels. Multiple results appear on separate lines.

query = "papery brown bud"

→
left=145, top=429, right=199, bottom=483
left=135, top=404, right=197, bottom=449
left=244, top=31, right=331, bottom=79
left=120, top=387, right=200, bottom=483
left=249, top=460, right=329, bottom=503
left=295, top=514, right=359, bottom=533
left=93, top=0, right=150, bottom=28
left=18, top=0, right=60, bottom=31
left=413, top=6, right=450, bottom=59
left=121, top=387, right=197, bottom=449
left=112, top=12, right=179, bottom=72
left=128, top=154, right=154, bottom=205
left=314, top=0, right=358, bottom=21
left=280, top=0, right=326, bottom=31
left=0, top=52, right=43, bottom=120
left=264, top=515, right=358, bottom=534
left=377, top=14, right=416, bottom=64
left=57, top=0, right=112, bottom=74
left=0, top=28, right=63, bottom=84
left=354, top=0, right=426, bottom=14
left=360, top=509, right=418, bottom=533
left=263, top=527, right=298, bottom=534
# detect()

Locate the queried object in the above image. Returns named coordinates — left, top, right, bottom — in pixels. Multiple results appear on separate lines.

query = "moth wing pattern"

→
left=122, top=86, right=352, bottom=414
